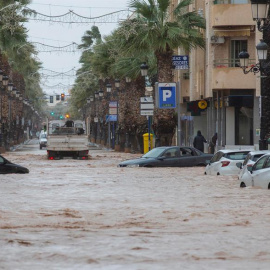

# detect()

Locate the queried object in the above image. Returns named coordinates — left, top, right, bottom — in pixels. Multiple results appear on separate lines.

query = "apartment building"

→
left=173, top=0, right=260, bottom=149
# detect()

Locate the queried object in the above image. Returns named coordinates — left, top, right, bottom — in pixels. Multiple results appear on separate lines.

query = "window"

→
left=263, top=157, right=270, bottom=169
left=210, top=151, right=223, bottom=163
left=164, top=148, right=179, bottom=158
left=0, top=156, right=4, bottom=164
left=183, top=73, right=190, bottom=80
left=252, top=154, right=266, bottom=162
left=230, top=40, right=247, bottom=67
left=253, top=156, right=268, bottom=171
left=181, top=147, right=193, bottom=156
left=225, top=151, right=249, bottom=160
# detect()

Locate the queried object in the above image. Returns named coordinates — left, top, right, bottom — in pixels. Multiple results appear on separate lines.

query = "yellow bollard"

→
left=143, top=133, right=153, bottom=154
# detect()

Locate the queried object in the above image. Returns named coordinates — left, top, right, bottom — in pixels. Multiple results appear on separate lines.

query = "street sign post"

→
left=140, top=97, right=154, bottom=152
left=109, top=101, right=118, bottom=121
left=155, top=82, right=181, bottom=146
left=140, top=97, right=154, bottom=116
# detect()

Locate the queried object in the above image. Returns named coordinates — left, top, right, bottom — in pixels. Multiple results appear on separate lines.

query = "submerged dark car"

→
left=0, top=155, right=29, bottom=174
left=118, top=146, right=213, bottom=167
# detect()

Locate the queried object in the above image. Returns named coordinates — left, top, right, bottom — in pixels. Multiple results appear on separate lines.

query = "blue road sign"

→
left=106, top=114, right=117, bottom=122
left=157, top=83, right=176, bottom=109
left=172, top=55, right=189, bottom=70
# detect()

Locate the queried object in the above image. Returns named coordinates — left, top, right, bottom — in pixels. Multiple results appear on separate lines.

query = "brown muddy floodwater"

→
left=0, top=142, right=270, bottom=269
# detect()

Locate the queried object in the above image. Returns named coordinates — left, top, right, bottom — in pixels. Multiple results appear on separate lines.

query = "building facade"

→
left=173, top=0, right=260, bottom=150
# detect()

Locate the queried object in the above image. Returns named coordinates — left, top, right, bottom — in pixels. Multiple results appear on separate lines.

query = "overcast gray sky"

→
left=26, top=0, right=130, bottom=96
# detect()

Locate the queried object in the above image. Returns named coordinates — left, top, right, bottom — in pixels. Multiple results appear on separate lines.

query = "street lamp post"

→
left=114, top=79, right=120, bottom=148
left=98, top=89, right=105, bottom=144
left=239, top=0, right=270, bottom=150
left=0, top=73, right=9, bottom=148
left=94, top=91, right=99, bottom=143
left=140, top=62, right=153, bottom=152
left=106, top=83, right=112, bottom=148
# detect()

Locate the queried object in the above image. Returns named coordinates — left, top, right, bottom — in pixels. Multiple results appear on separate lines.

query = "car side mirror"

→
left=206, top=160, right=210, bottom=165
left=158, top=156, right=165, bottom=160
left=236, top=162, right=242, bottom=169
left=247, top=166, right=253, bottom=173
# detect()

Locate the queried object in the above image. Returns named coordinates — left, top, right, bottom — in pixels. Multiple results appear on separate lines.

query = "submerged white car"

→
left=237, top=151, right=270, bottom=179
left=205, top=150, right=250, bottom=176
left=239, top=153, right=270, bottom=189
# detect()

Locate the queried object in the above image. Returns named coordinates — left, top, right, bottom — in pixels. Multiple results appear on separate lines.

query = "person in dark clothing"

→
left=193, top=130, right=207, bottom=153
left=209, top=132, right=218, bottom=154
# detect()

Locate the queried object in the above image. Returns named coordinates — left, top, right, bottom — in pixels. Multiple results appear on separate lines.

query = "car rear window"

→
left=225, top=152, right=249, bottom=160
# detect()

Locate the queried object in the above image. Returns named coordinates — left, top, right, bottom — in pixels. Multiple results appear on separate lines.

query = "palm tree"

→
left=117, top=0, right=205, bottom=145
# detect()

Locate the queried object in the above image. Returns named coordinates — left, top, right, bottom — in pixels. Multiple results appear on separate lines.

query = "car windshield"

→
left=41, top=134, right=47, bottom=138
left=253, top=154, right=266, bottom=162
left=142, top=148, right=166, bottom=158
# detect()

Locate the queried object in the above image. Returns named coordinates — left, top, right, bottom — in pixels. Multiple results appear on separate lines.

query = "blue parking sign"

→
left=157, top=83, right=176, bottom=109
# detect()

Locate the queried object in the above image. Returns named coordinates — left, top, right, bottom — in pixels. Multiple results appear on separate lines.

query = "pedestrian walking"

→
left=209, top=132, right=218, bottom=154
left=193, top=130, right=207, bottom=153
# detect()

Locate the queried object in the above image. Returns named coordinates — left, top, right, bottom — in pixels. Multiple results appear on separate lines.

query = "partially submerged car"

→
left=205, top=150, right=250, bottom=176
left=0, top=155, right=29, bottom=174
left=118, top=146, right=213, bottom=167
left=239, top=153, right=270, bottom=189
left=236, top=150, right=270, bottom=179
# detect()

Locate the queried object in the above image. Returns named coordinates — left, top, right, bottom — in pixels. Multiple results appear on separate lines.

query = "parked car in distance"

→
left=118, top=146, right=213, bottom=167
left=239, top=153, right=270, bottom=189
left=205, top=150, right=250, bottom=176
left=39, top=132, right=47, bottom=149
left=236, top=151, right=270, bottom=179
left=0, top=155, right=29, bottom=174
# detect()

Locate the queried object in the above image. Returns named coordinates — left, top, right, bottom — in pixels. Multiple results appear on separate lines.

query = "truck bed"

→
left=47, top=134, right=89, bottom=151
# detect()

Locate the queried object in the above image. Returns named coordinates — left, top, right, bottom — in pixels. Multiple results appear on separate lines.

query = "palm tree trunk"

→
left=153, top=49, right=177, bottom=146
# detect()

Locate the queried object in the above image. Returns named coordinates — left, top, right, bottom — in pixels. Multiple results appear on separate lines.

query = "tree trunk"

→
left=118, top=77, right=148, bottom=152
left=153, top=49, right=177, bottom=146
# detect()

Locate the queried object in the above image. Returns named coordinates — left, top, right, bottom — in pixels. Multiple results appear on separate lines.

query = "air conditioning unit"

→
left=210, top=36, right=225, bottom=44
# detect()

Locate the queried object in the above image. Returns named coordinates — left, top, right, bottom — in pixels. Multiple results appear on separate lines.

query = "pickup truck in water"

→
left=46, top=119, right=89, bottom=160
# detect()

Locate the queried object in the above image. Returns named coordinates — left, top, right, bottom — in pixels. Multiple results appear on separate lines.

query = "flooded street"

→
left=1, top=141, right=270, bottom=269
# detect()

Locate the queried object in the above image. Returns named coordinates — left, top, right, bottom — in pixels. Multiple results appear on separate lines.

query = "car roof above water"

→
left=217, top=149, right=252, bottom=154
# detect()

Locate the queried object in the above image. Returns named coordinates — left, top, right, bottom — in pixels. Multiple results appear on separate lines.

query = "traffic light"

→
left=65, top=113, right=70, bottom=119
left=59, top=115, right=64, bottom=119
left=49, top=96, right=53, bottom=103
left=61, top=93, right=65, bottom=101
left=50, top=111, right=54, bottom=116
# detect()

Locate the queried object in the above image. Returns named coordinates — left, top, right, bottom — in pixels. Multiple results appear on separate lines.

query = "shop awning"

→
left=214, top=28, right=251, bottom=37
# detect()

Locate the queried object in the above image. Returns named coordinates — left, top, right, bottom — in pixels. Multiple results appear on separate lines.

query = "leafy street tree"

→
left=117, top=0, right=205, bottom=145
left=0, top=1, right=46, bottom=148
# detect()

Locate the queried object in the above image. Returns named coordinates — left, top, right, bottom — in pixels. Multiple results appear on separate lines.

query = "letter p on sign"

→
left=163, top=90, right=172, bottom=101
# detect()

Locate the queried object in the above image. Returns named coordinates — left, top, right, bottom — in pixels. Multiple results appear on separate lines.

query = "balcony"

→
left=212, top=3, right=254, bottom=27
left=212, top=59, right=256, bottom=89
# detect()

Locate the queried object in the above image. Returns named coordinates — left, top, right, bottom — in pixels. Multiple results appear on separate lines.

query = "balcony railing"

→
left=213, top=58, right=255, bottom=68
left=214, top=0, right=249, bottom=4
